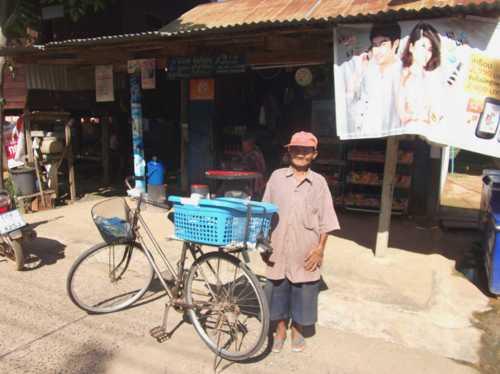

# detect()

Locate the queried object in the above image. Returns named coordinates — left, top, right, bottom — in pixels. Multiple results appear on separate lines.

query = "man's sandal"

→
left=291, top=335, right=305, bottom=352
left=272, top=336, right=286, bottom=353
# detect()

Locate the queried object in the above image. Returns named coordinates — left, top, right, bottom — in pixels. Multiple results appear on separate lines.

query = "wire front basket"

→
left=91, top=198, right=134, bottom=244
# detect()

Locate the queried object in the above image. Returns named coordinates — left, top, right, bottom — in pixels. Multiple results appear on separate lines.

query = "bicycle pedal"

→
left=150, top=326, right=171, bottom=343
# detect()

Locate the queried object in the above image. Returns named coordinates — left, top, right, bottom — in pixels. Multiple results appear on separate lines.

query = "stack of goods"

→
left=347, top=172, right=411, bottom=188
left=344, top=193, right=408, bottom=211
left=347, top=171, right=380, bottom=185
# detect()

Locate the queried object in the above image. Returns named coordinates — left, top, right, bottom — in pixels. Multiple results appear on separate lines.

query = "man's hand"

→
left=304, top=246, right=324, bottom=272
left=260, top=252, right=274, bottom=267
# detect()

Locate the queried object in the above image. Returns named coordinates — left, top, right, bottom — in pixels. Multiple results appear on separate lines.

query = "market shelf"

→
left=344, top=205, right=404, bottom=215
left=347, top=151, right=414, bottom=165
left=315, top=159, right=346, bottom=166
left=346, top=181, right=411, bottom=189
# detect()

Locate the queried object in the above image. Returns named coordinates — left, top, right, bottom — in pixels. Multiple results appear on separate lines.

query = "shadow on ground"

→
left=57, top=342, right=114, bottom=374
left=333, top=210, right=482, bottom=267
left=24, top=237, right=66, bottom=270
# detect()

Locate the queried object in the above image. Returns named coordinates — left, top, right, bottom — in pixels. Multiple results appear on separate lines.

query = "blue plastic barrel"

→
left=147, top=158, right=165, bottom=186
left=481, top=170, right=500, bottom=295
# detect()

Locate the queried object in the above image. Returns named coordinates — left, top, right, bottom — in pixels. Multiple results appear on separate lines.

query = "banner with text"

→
left=334, top=17, right=500, bottom=157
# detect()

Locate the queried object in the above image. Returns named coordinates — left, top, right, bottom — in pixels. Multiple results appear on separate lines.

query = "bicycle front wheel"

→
left=67, top=242, right=154, bottom=314
left=185, top=252, right=269, bottom=361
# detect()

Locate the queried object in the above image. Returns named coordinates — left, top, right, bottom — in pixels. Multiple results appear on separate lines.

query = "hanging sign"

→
left=141, top=59, right=156, bottom=89
left=334, top=17, right=500, bottom=157
left=190, top=79, right=215, bottom=101
left=167, top=55, right=245, bottom=79
left=95, top=65, right=114, bottom=102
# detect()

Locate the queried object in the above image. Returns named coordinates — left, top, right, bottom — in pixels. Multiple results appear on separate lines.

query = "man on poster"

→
left=346, top=22, right=403, bottom=136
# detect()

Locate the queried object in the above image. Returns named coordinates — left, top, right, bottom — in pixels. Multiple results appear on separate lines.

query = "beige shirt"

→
left=262, top=167, right=340, bottom=283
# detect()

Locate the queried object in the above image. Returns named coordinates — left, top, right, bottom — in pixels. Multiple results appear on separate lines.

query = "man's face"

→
left=242, top=140, right=254, bottom=153
left=288, top=146, right=317, bottom=169
left=371, top=36, right=399, bottom=66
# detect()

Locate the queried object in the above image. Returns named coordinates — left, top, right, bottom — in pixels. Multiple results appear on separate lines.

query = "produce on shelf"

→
left=348, top=150, right=414, bottom=164
left=344, top=193, right=408, bottom=210
left=347, top=172, right=411, bottom=188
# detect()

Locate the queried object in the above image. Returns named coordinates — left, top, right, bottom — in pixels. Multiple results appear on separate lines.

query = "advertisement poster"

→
left=3, top=116, right=26, bottom=169
left=334, top=17, right=500, bottom=157
left=95, top=65, right=114, bottom=102
left=140, top=59, right=156, bottom=89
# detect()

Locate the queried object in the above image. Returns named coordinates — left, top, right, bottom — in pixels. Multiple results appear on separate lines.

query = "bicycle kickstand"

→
left=150, top=301, right=174, bottom=343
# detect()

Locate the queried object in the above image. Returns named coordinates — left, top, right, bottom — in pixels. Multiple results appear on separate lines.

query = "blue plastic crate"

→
left=168, top=196, right=277, bottom=246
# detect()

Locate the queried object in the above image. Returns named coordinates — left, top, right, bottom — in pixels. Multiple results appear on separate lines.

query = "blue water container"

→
left=484, top=209, right=500, bottom=295
left=147, top=158, right=165, bottom=186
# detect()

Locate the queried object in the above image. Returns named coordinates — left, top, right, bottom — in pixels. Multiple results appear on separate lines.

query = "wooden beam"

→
left=65, top=119, right=76, bottom=202
left=101, top=116, right=110, bottom=186
left=375, top=136, right=399, bottom=257
left=23, top=107, right=33, bottom=163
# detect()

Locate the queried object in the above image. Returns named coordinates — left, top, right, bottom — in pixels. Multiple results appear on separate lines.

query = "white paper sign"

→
left=95, top=65, right=114, bottom=102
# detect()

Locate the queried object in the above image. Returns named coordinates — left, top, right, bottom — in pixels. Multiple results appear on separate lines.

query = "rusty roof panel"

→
left=311, top=0, right=500, bottom=20
left=9, top=0, right=498, bottom=50
left=160, top=0, right=500, bottom=35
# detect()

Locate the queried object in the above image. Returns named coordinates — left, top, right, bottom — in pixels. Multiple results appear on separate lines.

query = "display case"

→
left=343, top=139, right=414, bottom=214
left=314, top=137, right=345, bottom=206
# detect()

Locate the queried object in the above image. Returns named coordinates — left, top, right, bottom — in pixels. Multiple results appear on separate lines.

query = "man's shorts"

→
left=264, top=278, right=319, bottom=326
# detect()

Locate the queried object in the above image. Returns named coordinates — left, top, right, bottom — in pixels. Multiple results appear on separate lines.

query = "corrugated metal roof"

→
left=41, top=31, right=162, bottom=47
left=3, top=0, right=499, bottom=51
left=160, top=0, right=500, bottom=35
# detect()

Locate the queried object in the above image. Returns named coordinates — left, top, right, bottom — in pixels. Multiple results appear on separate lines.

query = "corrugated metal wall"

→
left=26, top=64, right=94, bottom=91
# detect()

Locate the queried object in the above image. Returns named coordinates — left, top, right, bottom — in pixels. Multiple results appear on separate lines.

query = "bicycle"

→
left=66, top=178, right=277, bottom=361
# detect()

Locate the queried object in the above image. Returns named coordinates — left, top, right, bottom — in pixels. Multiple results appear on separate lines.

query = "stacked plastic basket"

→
left=168, top=196, right=277, bottom=247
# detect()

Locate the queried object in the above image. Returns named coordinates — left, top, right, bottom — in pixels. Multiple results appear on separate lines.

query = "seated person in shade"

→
left=231, top=134, right=267, bottom=197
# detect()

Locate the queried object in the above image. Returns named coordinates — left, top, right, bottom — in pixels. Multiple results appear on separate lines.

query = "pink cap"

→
left=285, top=131, right=318, bottom=148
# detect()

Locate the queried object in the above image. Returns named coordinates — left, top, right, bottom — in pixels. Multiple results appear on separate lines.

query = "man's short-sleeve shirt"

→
left=262, top=167, right=340, bottom=283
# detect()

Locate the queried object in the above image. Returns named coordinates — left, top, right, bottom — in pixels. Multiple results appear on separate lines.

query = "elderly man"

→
left=262, top=131, right=340, bottom=353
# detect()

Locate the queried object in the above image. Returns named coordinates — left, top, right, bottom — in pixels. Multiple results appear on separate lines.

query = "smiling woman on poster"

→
left=398, top=22, right=444, bottom=126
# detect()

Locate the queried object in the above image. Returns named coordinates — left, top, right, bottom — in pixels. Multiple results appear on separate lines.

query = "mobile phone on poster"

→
left=475, top=97, right=500, bottom=139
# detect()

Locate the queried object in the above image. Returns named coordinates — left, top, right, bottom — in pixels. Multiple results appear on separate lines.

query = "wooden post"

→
left=180, top=79, right=189, bottom=193
left=0, top=48, right=5, bottom=189
left=101, top=116, right=110, bottom=186
left=129, top=64, right=146, bottom=192
left=0, top=99, right=3, bottom=189
left=375, top=136, right=399, bottom=257
left=24, top=108, right=34, bottom=163
left=65, top=120, right=76, bottom=202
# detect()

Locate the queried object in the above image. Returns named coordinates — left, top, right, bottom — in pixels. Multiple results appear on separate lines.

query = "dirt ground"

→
left=0, top=186, right=498, bottom=373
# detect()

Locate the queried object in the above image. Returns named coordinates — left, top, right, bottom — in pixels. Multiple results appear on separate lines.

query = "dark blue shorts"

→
left=264, top=278, right=319, bottom=326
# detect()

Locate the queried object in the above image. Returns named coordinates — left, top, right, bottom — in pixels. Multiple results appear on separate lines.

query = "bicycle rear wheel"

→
left=67, top=242, right=154, bottom=314
left=185, top=252, right=269, bottom=361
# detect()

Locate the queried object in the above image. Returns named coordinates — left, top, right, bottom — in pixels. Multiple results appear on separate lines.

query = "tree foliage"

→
left=1, top=0, right=112, bottom=39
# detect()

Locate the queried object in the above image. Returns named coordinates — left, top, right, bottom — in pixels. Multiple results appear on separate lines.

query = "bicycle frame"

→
left=129, top=195, right=203, bottom=303
left=118, top=179, right=271, bottom=307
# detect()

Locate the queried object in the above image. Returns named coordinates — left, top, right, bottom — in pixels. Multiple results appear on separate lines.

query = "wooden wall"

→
left=2, top=64, right=27, bottom=110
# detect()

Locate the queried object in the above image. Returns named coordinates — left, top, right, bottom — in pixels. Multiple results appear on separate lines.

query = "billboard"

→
left=334, top=17, right=500, bottom=157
